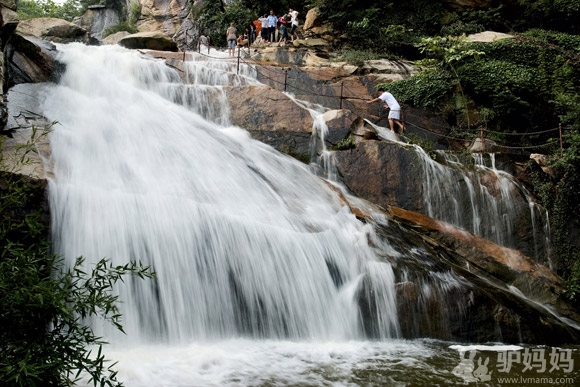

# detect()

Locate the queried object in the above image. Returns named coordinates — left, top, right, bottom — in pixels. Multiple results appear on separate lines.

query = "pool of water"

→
left=103, top=339, right=579, bottom=386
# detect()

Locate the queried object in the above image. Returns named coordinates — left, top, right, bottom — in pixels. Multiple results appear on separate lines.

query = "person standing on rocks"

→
left=226, top=23, right=237, bottom=56
left=278, top=15, right=289, bottom=46
left=259, top=14, right=269, bottom=42
left=288, top=7, right=299, bottom=42
left=267, top=10, right=278, bottom=43
left=367, top=88, right=405, bottom=133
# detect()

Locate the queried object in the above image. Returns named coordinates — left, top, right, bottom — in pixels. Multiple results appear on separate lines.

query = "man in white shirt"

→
left=289, top=8, right=299, bottom=42
left=259, top=14, right=269, bottom=42
left=367, top=88, right=405, bottom=133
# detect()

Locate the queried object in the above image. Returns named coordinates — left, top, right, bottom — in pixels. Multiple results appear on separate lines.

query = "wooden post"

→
left=559, top=122, right=563, bottom=151
left=480, top=126, right=485, bottom=152
left=284, top=69, right=288, bottom=92
left=237, top=46, right=241, bottom=74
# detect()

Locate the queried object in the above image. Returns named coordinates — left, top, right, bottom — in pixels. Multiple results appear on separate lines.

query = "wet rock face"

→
left=333, top=141, right=425, bottom=211
left=226, top=85, right=314, bottom=160
left=363, top=218, right=580, bottom=345
left=332, top=140, right=552, bottom=265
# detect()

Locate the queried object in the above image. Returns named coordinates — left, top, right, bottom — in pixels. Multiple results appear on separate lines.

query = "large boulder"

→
left=1, top=3, right=19, bottom=39
left=16, top=17, right=90, bottom=44
left=73, top=5, right=121, bottom=42
left=468, top=30, right=514, bottom=43
left=301, top=7, right=333, bottom=41
left=136, top=0, right=189, bottom=37
left=226, top=85, right=314, bottom=160
left=102, top=31, right=131, bottom=45
left=321, top=109, right=361, bottom=147
left=118, top=31, right=178, bottom=51
left=334, top=140, right=425, bottom=211
left=4, top=34, right=62, bottom=88
left=0, top=0, right=19, bottom=127
left=173, top=17, right=199, bottom=52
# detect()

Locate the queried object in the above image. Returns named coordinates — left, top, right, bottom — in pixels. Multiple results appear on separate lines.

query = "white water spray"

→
left=43, top=44, right=399, bottom=347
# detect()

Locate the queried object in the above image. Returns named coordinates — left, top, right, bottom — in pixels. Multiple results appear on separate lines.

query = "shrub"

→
left=382, top=69, right=453, bottom=109
left=103, top=21, right=139, bottom=38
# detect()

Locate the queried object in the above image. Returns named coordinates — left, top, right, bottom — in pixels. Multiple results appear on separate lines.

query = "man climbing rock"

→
left=367, top=88, right=405, bottom=133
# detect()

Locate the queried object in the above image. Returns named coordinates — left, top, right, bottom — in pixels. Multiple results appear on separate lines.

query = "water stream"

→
left=40, top=44, right=576, bottom=386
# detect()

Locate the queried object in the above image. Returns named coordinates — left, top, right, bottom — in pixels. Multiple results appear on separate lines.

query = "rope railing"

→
left=183, top=43, right=571, bottom=153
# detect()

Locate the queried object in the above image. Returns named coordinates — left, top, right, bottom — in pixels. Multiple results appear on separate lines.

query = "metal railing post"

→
left=183, top=30, right=187, bottom=62
left=237, top=46, right=241, bottom=74
left=559, top=122, right=563, bottom=152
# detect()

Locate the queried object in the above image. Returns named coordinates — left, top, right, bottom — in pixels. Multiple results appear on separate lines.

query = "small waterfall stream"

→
left=416, top=148, right=552, bottom=265
left=38, top=44, right=576, bottom=385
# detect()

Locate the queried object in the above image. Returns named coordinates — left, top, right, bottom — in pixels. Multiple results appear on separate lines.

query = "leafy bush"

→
left=331, top=135, right=356, bottom=151
left=529, top=130, right=580, bottom=305
left=382, top=69, right=453, bottom=109
left=128, top=0, right=142, bottom=25
left=310, top=0, right=445, bottom=50
left=17, top=0, right=82, bottom=21
left=0, top=254, right=153, bottom=386
left=458, top=60, right=540, bottom=122
left=198, top=0, right=257, bottom=48
left=333, top=49, right=384, bottom=66
left=103, top=21, right=139, bottom=38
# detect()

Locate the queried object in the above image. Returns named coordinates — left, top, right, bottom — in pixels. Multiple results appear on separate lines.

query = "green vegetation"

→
left=196, top=0, right=256, bottom=49
left=404, top=133, right=437, bottom=160
left=103, top=21, right=138, bottom=37
left=0, top=132, right=154, bottom=386
left=529, top=130, right=580, bottom=305
left=18, top=0, right=127, bottom=22
left=17, top=0, right=82, bottom=21
left=331, top=135, right=356, bottom=151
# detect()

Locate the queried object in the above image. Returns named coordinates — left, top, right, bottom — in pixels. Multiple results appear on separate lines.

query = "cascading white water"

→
left=43, top=43, right=399, bottom=347
left=413, top=147, right=551, bottom=263
left=33, top=43, right=580, bottom=386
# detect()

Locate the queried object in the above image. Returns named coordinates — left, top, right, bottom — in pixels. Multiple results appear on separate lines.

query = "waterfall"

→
left=29, top=42, right=580, bottom=386
left=42, top=43, right=399, bottom=346
left=412, top=147, right=551, bottom=264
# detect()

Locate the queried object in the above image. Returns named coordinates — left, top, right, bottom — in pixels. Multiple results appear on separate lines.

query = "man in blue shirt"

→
left=267, top=10, right=278, bottom=43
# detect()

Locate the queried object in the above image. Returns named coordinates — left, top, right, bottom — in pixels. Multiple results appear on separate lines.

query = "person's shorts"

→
left=228, top=39, right=236, bottom=49
left=388, top=110, right=401, bottom=120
